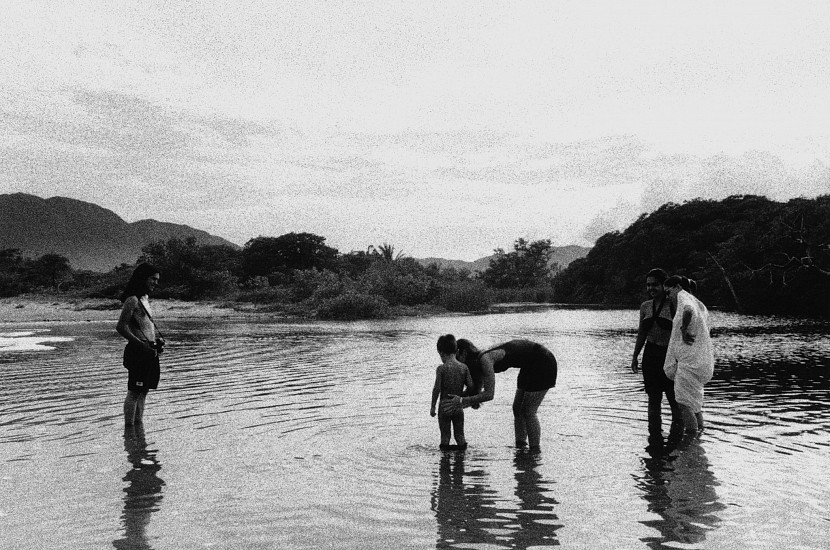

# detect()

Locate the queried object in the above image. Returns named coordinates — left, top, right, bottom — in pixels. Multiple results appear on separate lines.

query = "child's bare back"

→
left=437, top=358, right=470, bottom=402
left=431, top=334, right=474, bottom=449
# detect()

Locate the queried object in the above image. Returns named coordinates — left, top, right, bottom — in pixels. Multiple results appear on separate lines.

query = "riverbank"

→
left=0, top=296, right=453, bottom=324
left=0, top=296, right=256, bottom=324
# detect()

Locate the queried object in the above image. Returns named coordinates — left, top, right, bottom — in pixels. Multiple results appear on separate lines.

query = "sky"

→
left=2, top=2, right=829, bottom=261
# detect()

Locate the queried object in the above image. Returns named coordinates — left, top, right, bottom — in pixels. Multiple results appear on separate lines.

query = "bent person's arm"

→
left=460, top=353, right=496, bottom=407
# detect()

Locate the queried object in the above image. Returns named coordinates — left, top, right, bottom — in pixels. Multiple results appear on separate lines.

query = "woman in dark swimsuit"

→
left=445, top=338, right=557, bottom=452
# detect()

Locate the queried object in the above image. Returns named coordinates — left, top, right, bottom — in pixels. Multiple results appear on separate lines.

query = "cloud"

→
left=0, top=88, right=273, bottom=226
left=2, top=83, right=829, bottom=258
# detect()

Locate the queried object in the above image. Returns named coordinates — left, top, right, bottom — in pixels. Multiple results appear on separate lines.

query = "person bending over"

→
left=446, top=338, right=557, bottom=452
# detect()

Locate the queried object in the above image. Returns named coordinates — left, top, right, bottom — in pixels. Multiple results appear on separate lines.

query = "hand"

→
left=443, top=394, right=463, bottom=415
left=631, top=357, right=639, bottom=373
left=682, top=330, right=696, bottom=345
left=430, top=408, right=436, bottom=417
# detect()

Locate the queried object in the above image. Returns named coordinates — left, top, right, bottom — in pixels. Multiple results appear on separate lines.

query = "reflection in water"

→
left=113, top=425, right=164, bottom=550
left=431, top=451, right=561, bottom=549
left=511, top=451, right=562, bottom=549
left=636, top=440, right=725, bottom=549
left=431, top=451, right=499, bottom=549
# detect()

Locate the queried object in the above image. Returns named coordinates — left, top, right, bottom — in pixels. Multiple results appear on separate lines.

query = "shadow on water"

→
left=431, top=450, right=561, bottom=549
left=113, top=425, right=164, bottom=550
left=635, top=439, right=725, bottom=549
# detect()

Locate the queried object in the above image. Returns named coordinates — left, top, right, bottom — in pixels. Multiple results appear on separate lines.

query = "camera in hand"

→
left=151, top=339, right=165, bottom=354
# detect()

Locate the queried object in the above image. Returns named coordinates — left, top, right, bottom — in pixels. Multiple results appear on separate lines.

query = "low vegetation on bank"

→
left=0, top=236, right=557, bottom=320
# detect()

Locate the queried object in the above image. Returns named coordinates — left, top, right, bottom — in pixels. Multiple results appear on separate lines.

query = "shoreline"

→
left=0, top=296, right=263, bottom=324
left=0, top=296, right=569, bottom=325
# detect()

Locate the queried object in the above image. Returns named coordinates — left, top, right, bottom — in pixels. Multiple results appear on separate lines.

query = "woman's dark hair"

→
left=646, top=268, right=668, bottom=283
left=665, top=275, right=691, bottom=291
left=456, top=338, right=485, bottom=390
left=456, top=338, right=482, bottom=366
left=437, top=334, right=457, bottom=355
left=120, top=263, right=160, bottom=302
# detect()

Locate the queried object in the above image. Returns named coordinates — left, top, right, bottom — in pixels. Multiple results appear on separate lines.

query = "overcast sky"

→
left=2, top=2, right=829, bottom=260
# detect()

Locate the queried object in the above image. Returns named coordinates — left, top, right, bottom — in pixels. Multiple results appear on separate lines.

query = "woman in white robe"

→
left=662, top=276, right=714, bottom=435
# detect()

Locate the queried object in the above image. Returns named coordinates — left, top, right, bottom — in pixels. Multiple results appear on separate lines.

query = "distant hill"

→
left=0, top=193, right=239, bottom=272
left=417, top=245, right=591, bottom=274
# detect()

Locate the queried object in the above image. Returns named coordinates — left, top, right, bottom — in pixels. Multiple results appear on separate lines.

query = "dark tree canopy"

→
left=242, top=233, right=338, bottom=280
left=481, top=238, right=554, bottom=289
left=553, top=195, right=830, bottom=316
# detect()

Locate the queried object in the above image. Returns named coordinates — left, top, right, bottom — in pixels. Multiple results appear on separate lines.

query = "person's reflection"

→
left=431, top=451, right=500, bottom=549
left=510, top=450, right=562, bottom=549
left=637, top=438, right=725, bottom=549
left=112, top=424, right=164, bottom=550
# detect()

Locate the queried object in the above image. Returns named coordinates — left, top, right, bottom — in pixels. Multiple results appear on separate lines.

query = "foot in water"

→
left=439, top=443, right=468, bottom=451
left=646, top=434, right=665, bottom=455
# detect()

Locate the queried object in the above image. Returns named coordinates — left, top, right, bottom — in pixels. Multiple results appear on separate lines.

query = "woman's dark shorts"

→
left=124, top=343, right=160, bottom=393
left=517, top=347, right=558, bottom=391
left=642, top=342, right=672, bottom=395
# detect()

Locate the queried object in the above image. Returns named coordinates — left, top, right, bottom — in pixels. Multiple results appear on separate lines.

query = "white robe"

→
left=663, top=290, right=714, bottom=412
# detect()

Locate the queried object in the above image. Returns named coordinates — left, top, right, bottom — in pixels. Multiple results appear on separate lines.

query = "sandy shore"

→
left=0, top=296, right=259, bottom=324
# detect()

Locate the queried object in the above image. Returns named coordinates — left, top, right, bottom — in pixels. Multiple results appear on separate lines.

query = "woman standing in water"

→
left=662, top=275, right=714, bottom=436
left=446, top=339, right=557, bottom=452
left=117, top=263, right=164, bottom=425
left=631, top=268, right=683, bottom=451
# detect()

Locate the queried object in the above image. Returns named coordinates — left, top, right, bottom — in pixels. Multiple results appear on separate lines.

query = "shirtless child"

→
left=430, top=334, right=474, bottom=450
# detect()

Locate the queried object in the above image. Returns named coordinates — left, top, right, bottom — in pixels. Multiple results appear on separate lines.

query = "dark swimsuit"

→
left=483, top=339, right=557, bottom=392
left=641, top=298, right=674, bottom=394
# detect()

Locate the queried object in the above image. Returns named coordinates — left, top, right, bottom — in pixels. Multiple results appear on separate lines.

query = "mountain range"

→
left=0, top=193, right=590, bottom=273
left=0, top=193, right=238, bottom=271
left=417, top=245, right=590, bottom=274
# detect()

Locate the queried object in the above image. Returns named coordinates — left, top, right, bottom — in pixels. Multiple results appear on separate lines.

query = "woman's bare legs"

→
left=124, top=390, right=148, bottom=425
left=513, top=389, right=549, bottom=450
left=679, top=403, right=699, bottom=434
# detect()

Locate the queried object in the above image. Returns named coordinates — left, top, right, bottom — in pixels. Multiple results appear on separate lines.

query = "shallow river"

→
left=1, top=307, right=828, bottom=549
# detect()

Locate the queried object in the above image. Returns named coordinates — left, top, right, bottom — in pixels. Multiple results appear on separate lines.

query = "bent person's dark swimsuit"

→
left=484, top=339, right=557, bottom=391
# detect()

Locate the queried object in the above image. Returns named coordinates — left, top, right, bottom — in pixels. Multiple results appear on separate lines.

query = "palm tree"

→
left=377, top=243, right=405, bottom=263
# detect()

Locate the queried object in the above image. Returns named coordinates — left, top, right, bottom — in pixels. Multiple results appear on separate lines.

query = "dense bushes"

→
left=315, top=292, right=390, bottom=320
left=433, top=281, right=494, bottom=312
left=553, top=195, right=830, bottom=316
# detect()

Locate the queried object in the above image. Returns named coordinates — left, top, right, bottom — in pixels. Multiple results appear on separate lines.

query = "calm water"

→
left=1, top=308, right=828, bottom=549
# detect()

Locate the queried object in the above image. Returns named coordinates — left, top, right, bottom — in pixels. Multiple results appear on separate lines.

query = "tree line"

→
left=554, top=194, right=830, bottom=317
left=2, top=194, right=828, bottom=318
left=0, top=233, right=558, bottom=319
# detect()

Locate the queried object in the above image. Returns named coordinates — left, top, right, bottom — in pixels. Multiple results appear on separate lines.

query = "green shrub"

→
left=315, top=292, right=390, bottom=320
left=235, top=285, right=294, bottom=304
left=492, top=285, right=556, bottom=304
left=358, top=262, right=434, bottom=306
left=291, top=269, right=352, bottom=302
left=435, top=281, right=494, bottom=312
